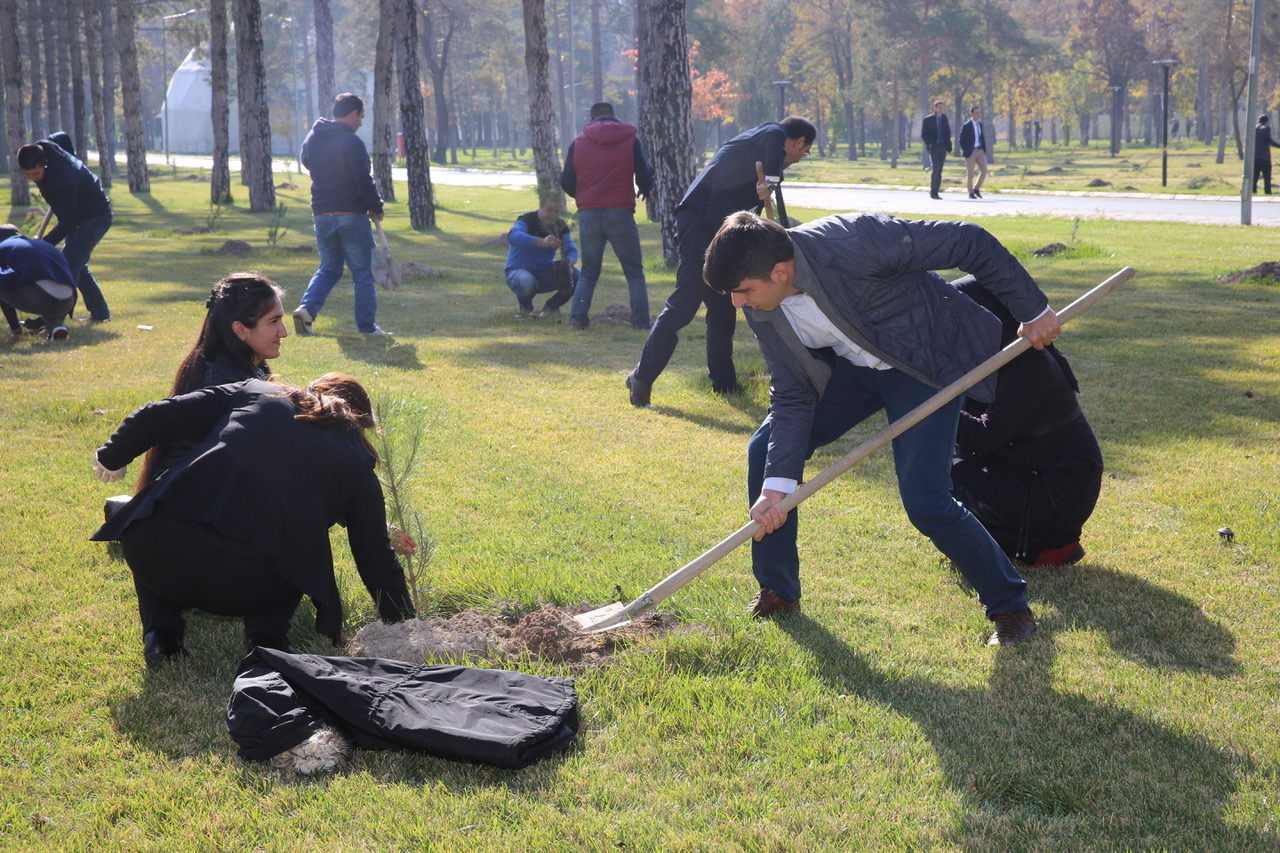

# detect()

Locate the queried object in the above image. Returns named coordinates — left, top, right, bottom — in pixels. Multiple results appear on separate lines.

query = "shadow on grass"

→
left=777, top=576, right=1266, bottom=851
left=336, top=333, right=426, bottom=370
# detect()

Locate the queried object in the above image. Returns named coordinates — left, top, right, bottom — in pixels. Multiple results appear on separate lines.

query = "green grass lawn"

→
left=1, top=172, right=1278, bottom=852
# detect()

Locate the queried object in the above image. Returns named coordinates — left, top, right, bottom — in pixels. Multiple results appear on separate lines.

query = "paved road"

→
left=158, top=153, right=1280, bottom=227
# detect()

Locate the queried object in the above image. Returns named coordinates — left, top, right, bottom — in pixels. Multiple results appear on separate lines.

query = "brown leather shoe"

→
left=749, top=588, right=801, bottom=619
left=987, top=608, right=1036, bottom=646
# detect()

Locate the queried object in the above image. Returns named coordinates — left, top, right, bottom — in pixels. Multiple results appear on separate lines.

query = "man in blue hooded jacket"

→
left=292, top=93, right=390, bottom=336
left=17, top=131, right=113, bottom=322
left=0, top=223, right=77, bottom=341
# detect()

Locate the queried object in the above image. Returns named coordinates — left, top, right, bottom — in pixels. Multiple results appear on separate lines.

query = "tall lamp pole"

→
left=1153, top=59, right=1179, bottom=187
left=772, top=81, right=792, bottom=121
left=161, top=9, right=200, bottom=165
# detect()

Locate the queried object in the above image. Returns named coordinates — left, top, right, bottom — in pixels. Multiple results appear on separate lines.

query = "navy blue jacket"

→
left=677, top=123, right=789, bottom=229
left=31, top=134, right=112, bottom=245
left=744, top=214, right=1049, bottom=482
left=0, top=235, right=76, bottom=292
left=300, top=119, right=384, bottom=216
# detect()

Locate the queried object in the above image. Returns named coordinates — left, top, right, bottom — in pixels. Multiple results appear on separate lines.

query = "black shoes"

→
left=626, top=370, right=652, bottom=407
left=930, top=193, right=942, bottom=200
left=142, top=629, right=189, bottom=670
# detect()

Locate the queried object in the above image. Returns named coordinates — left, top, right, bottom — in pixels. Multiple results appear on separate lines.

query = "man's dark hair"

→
left=1260, top=115, right=1270, bottom=125
left=332, top=93, right=364, bottom=119
left=589, top=102, right=615, bottom=120
left=17, top=144, right=47, bottom=169
left=0, top=223, right=20, bottom=240
left=971, top=105, right=982, bottom=115
left=779, top=116, right=817, bottom=145
left=703, top=212, right=794, bottom=294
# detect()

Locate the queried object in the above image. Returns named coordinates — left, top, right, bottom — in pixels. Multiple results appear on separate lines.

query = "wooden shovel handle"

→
left=755, top=161, right=775, bottom=221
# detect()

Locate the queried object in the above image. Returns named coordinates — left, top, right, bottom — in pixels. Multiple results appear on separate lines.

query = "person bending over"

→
left=703, top=211, right=1060, bottom=646
left=950, top=278, right=1103, bottom=567
left=92, top=375, right=416, bottom=668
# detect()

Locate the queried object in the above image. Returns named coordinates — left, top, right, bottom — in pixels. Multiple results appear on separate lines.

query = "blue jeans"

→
left=570, top=208, right=649, bottom=328
left=634, top=210, right=738, bottom=390
left=505, top=266, right=578, bottom=313
left=61, top=214, right=112, bottom=319
left=747, top=358, right=1028, bottom=617
left=300, top=214, right=378, bottom=333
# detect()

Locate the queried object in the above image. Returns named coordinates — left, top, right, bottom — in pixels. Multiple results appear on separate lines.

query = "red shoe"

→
left=1031, top=542, right=1085, bottom=567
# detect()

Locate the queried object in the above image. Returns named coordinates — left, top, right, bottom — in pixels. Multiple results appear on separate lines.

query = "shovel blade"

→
left=573, top=602, right=630, bottom=633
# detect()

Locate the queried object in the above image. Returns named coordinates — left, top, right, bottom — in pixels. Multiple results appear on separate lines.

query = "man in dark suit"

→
left=959, top=106, right=990, bottom=199
left=625, top=117, right=815, bottom=407
left=1253, top=114, right=1280, bottom=194
left=921, top=100, right=952, bottom=200
left=702, top=211, right=1061, bottom=645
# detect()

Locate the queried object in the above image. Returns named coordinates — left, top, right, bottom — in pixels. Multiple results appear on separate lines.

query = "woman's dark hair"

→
left=171, top=271, right=284, bottom=396
left=295, top=373, right=379, bottom=462
left=136, top=272, right=284, bottom=489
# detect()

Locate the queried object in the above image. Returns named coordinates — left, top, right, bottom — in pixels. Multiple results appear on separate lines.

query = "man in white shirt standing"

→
left=959, top=105, right=990, bottom=199
left=701, top=211, right=1060, bottom=646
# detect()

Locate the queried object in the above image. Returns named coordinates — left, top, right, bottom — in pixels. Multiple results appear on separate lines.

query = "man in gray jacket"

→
left=702, top=211, right=1060, bottom=645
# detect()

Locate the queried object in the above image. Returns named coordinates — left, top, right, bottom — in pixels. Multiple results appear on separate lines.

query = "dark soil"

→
left=348, top=603, right=677, bottom=670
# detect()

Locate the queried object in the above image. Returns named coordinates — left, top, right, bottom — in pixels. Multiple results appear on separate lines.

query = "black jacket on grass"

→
left=227, top=647, right=580, bottom=769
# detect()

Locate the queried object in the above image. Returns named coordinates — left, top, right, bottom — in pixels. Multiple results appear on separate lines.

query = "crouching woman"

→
left=91, top=374, right=416, bottom=668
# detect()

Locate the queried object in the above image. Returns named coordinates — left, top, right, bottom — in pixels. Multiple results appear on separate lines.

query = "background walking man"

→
left=921, top=101, right=952, bottom=200
left=960, top=106, right=990, bottom=199
left=292, top=93, right=390, bottom=337
left=559, top=102, right=654, bottom=330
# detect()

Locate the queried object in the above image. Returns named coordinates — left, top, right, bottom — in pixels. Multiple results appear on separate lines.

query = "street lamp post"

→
left=161, top=9, right=200, bottom=165
left=772, top=81, right=792, bottom=121
left=1153, top=59, right=1179, bottom=187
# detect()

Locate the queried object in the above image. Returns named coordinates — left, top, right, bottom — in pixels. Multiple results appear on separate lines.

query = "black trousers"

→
left=928, top=146, right=948, bottom=196
left=633, top=209, right=738, bottom=391
left=120, top=503, right=302, bottom=644
left=1253, top=159, right=1273, bottom=194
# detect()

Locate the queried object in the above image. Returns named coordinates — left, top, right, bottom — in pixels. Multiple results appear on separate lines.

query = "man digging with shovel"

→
left=702, top=211, right=1061, bottom=646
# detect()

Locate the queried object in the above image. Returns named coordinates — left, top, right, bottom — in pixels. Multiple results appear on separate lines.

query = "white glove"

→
left=93, top=455, right=127, bottom=483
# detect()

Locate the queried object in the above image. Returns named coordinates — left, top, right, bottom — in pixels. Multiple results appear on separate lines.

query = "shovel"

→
left=35, top=206, right=53, bottom=239
left=575, top=266, right=1135, bottom=632
left=755, top=161, right=775, bottom=221
left=372, top=217, right=401, bottom=292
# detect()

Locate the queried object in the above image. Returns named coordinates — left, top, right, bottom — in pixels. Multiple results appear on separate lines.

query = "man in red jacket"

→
left=559, top=103, right=655, bottom=330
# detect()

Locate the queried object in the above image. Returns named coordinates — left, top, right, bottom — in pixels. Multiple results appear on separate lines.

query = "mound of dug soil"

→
left=348, top=604, right=676, bottom=669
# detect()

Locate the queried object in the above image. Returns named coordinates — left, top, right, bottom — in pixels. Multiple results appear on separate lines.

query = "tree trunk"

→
left=41, top=7, right=59, bottom=133
left=590, top=0, right=602, bottom=103
left=637, top=0, right=694, bottom=265
left=84, top=0, right=110, bottom=184
left=233, top=0, right=276, bottom=211
left=372, top=0, right=397, bottom=201
left=210, top=0, right=232, bottom=203
left=98, top=0, right=117, bottom=179
left=25, top=0, right=42, bottom=140
left=115, top=0, right=149, bottom=192
left=396, top=0, right=436, bottom=227
left=422, top=0, right=455, bottom=165
left=313, top=0, right=335, bottom=117
left=1, top=0, right=29, bottom=205
left=522, top=0, right=561, bottom=195
left=69, top=2, right=86, bottom=157
left=55, top=6, right=73, bottom=138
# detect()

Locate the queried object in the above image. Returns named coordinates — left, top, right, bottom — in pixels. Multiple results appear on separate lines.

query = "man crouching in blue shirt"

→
left=504, top=194, right=579, bottom=321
